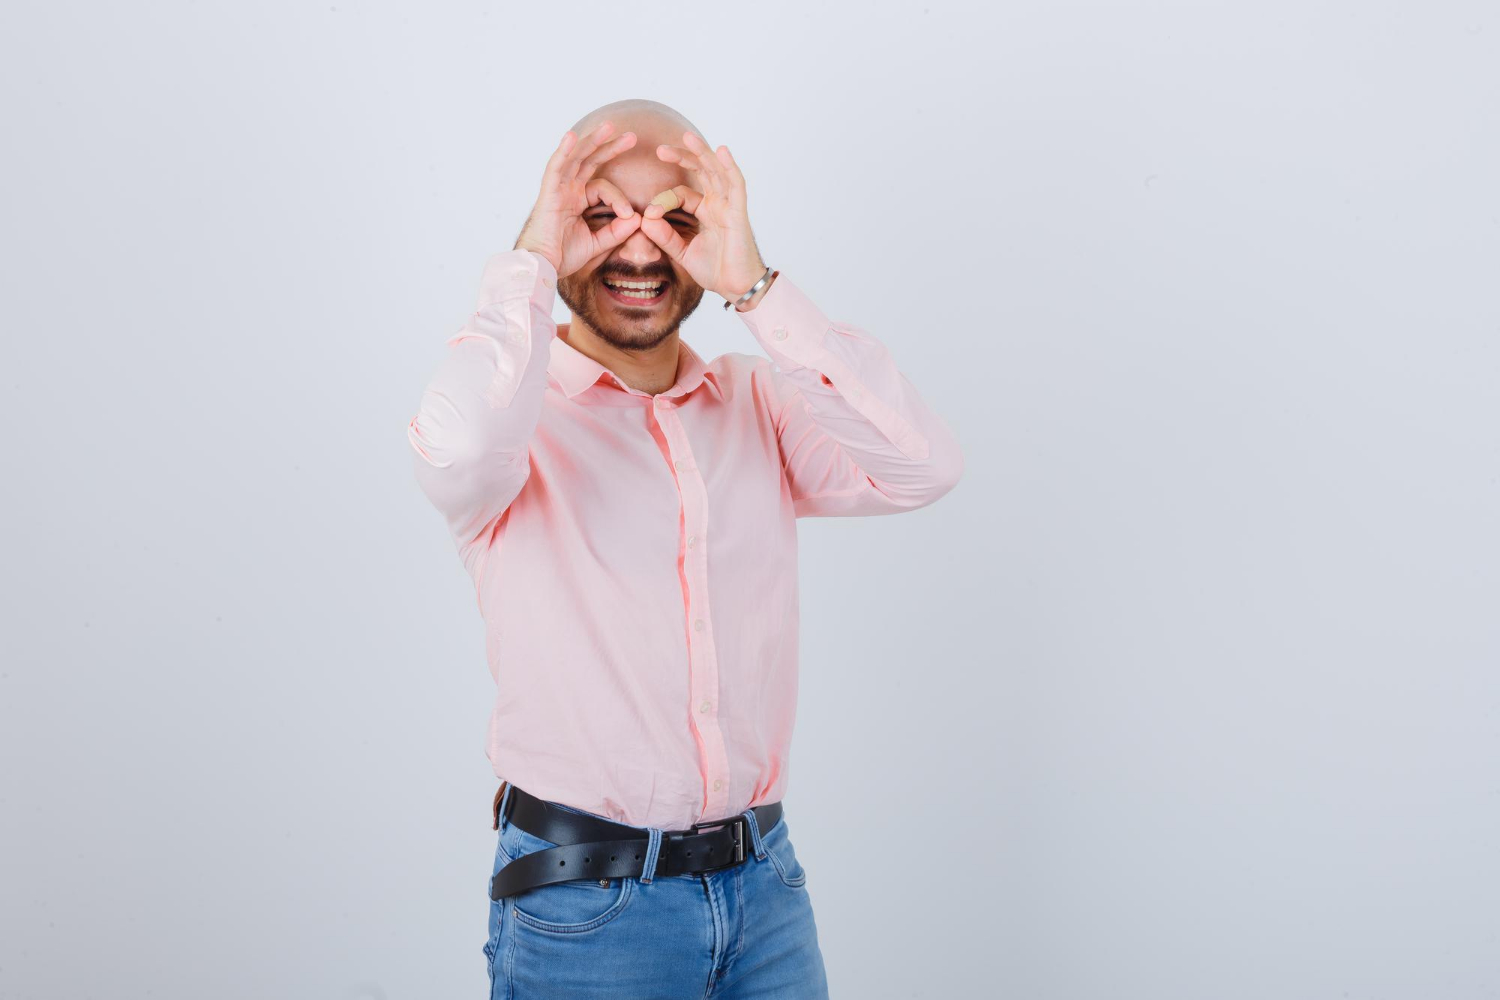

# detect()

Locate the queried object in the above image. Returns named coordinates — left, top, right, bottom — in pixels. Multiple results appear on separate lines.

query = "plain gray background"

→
left=3, top=1, right=1497, bottom=997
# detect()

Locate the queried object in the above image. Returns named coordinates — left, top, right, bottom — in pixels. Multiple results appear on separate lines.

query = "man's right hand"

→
left=514, top=120, right=643, bottom=278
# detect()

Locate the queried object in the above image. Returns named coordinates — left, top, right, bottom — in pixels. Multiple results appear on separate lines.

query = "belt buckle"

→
left=680, top=815, right=748, bottom=874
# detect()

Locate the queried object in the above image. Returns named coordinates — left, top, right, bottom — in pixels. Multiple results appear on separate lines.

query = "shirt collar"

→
left=548, top=325, right=723, bottom=402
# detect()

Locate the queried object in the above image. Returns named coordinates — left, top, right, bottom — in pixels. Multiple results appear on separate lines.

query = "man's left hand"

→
left=639, top=132, right=767, bottom=303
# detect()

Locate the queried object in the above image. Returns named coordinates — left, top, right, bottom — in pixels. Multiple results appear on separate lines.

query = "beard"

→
left=556, top=267, right=707, bottom=352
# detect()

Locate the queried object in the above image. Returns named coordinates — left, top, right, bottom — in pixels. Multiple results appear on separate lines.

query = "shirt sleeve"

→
left=736, top=272, right=965, bottom=518
left=407, top=248, right=557, bottom=560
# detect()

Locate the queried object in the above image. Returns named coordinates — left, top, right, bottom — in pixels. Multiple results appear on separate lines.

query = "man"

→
left=407, top=98, right=963, bottom=998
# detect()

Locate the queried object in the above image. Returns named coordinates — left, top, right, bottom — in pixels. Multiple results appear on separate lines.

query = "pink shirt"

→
left=408, top=248, right=963, bottom=830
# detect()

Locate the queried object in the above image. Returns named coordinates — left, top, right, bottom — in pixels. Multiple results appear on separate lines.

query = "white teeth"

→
left=604, top=279, right=664, bottom=300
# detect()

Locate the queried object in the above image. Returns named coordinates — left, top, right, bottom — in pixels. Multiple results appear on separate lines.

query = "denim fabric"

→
left=483, top=786, right=829, bottom=998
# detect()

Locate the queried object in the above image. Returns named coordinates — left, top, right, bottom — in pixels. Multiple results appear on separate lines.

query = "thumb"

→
left=587, top=211, right=642, bottom=257
left=639, top=214, right=689, bottom=261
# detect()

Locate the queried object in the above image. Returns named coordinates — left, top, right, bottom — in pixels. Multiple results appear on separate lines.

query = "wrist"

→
left=725, top=264, right=774, bottom=312
left=733, top=271, right=776, bottom=312
left=514, top=241, right=561, bottom=274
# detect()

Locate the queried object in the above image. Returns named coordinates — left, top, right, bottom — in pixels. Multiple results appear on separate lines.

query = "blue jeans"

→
left=483, top=785, right=830, bottom=998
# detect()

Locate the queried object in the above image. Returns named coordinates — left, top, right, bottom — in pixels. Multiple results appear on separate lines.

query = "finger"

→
left=540, top=130, right=579, bottom=185
left=714, top=144, right=748, bottom=207
left=638, top=212, right=690, bottom=261
left=560, top=120, right=618, bottom=183
left=576, top=131, right=637, bottom=182
left=654, top=143, right=708, bottom=176
left=680, top=131, right=727, bottom=196
left=656, top=144, right=720, bottom=199
left=587, top=211, right=643, bottom=257
left=644, top=184, right=703, bottom=220
left=584, top=177, right=636, bottom=218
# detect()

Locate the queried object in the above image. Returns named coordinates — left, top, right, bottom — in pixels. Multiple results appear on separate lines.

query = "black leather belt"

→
left=490, top=784, right=783, bottom=901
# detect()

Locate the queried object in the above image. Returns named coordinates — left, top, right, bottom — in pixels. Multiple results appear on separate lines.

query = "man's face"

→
left=555, top=140, right=706, bottom=351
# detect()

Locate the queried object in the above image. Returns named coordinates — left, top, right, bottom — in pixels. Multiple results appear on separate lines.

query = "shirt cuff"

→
left=731, top=272, right=836, bottom=372
left=476, top=248, right=559, bottom=310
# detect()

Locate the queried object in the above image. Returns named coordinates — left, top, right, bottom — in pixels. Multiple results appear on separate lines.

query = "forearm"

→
left=407, top=248, right=558, bottom=555
left=740, top=272, right=963, bottom=507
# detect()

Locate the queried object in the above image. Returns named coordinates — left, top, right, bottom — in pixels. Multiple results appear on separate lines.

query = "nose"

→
left=615, top=226, right=665, bottom=267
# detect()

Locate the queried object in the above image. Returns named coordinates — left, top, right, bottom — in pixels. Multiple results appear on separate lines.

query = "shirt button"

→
left=542, top=276, right=553, bottom=287
left=693, top=619, right=705, bottom=632
left=686, top=535, right=697, bottom=548
left=699, top=700, right=712, bottom=713
left=509, top=330, right=524, bottom=343
left=713, top=779, right=723, bottom=791
left=773, top=327, right=787, bottom=340
left=675, top=459, right=690, bottom=471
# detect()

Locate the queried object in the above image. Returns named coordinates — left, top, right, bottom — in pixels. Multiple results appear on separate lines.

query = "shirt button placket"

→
left=654, top=394, right=732, bottom=821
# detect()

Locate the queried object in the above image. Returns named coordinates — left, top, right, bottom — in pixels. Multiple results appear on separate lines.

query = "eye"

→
left=587, top=211, right=696, bottom=228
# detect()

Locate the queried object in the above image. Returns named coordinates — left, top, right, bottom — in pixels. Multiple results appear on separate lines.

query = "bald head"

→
left=569, top=98, right=706, bottom=149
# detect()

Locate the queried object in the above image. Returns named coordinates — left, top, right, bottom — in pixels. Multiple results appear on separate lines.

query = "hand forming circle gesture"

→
left=640, top=132, right=768, bottom=303
left=514, top=120, right=647, bottom=279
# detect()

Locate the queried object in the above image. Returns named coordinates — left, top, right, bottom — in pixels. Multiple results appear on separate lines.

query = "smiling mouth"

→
left=601, top=277, right=670, bottom=308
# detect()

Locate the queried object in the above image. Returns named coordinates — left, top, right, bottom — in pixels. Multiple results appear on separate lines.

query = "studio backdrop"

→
left=2, top=2, right=1496, bottom=998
